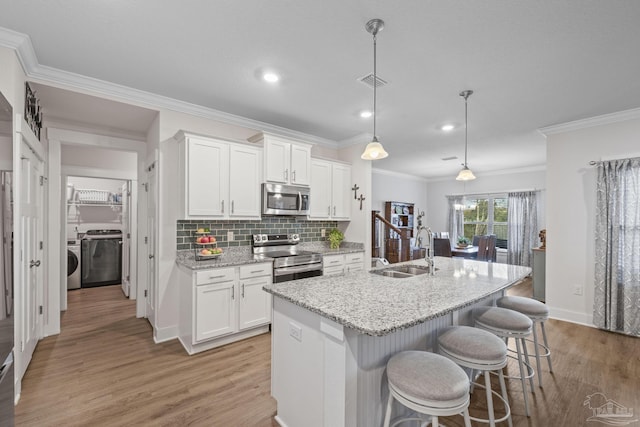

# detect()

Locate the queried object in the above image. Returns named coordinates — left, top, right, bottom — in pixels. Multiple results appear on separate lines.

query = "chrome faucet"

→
left=415, top=211, right=435, bottom=275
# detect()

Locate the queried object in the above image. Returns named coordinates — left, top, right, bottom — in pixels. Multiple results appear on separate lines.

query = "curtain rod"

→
left=447, top=188, right=543, bottom=198
left=590, top=154, right=640, bottom=165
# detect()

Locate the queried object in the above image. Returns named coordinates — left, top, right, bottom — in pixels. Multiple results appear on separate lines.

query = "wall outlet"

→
left=289, top=322, right=302, bottom=342
left=227, top=231, right=234, bottom=241
left=573, top=285, right=583, bottom=296
left=321, top=229, right=326, bottom=237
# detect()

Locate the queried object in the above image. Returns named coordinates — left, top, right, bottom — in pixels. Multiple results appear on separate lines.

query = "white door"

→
left=15, top=135, right=44, bottom=381
left=145, top=164, right=156, bottom=324
left=331, top=164, right=352, bottom=220
left=309, top=159, right=332, bottom=219
left=289, top=143, right=311, bottom=186
left=229, top=145, right=261, bottom=218
left=238, top=277, right=272, bottom=330
left=187, top=138, right=228, bottom=217
left=195, top=282, right=237, bottom=342
left=120, top=181, right=130, bottom=297
left=264, top=138, right=289, bottom=184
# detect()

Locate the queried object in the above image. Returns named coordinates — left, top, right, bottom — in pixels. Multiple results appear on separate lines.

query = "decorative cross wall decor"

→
left=352, top=184, right=360, bottom=200
left=357, top=194, right=366, bottom=210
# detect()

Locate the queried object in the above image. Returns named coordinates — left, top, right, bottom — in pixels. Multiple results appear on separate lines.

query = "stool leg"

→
left=520, top=337, right=535, bottom=393
left=462, top=408, right=472, bottom=427
left=431, top=415, right=438, bottom=427
left=483, top=370, right=496, bottom=427
left=531, top=321, right=543, bottom=388
left=515, top=338, right=531, bottom=417
left=498, top=368, right=513, bottom=427
left=541, top=321, right=553, bottom=372
left=383, top=391, right=393, bottom=427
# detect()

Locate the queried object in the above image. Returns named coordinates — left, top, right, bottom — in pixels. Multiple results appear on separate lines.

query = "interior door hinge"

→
left=144, top=236, right=148, bottom=244
left=39, top=305, right=43, bottom=315
left=144, top=183, right=149, bottom=192
left=126, top=275, right=130, bottom=282
left=39, top=175, right=47, bottom=185
left=21, top=341, right=24, bottom=352
left=127, top=233, right=131, bottom=239
left=144, top=290, right=148, bottom=297
left=39, top=241, right=43, bottom=250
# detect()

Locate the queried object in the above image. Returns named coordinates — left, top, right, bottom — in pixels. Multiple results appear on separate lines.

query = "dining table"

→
left=451, top=244, right=478, bottom=258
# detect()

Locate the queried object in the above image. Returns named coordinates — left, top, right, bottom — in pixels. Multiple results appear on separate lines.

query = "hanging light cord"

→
left=372, top=31, right=378, bottom=140
left=464, top=94, right=468, bottom=167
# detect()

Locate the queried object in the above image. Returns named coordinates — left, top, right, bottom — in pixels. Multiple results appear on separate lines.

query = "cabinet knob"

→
left=221, top=200, right=224, bottom=214
left=284, top=169, right=289, bottom=181
left=241, top=283, right=245, bottom=298
left=231, top=200, right=234, bottom=214
left=292, top=170, right=296, bottom=182
left=333, top=206, right=336, bottom=216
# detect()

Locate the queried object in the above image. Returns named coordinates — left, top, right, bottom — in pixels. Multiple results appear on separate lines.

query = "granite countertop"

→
left=175, top=242, right=365, bottom=270
left=263, top=257, right=531, bottom=337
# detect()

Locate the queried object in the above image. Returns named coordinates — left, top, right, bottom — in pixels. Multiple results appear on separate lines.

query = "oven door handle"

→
left=274, top=264, right=323, bottom=276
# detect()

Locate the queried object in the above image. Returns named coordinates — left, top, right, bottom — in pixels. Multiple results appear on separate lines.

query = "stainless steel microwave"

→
left=262, top=183, right=310, bottom=216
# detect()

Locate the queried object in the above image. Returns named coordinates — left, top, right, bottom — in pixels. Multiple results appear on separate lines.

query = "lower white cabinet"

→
left=322, top=252, right=364, bottom=276
left=179, top=262, right=272, bottom=354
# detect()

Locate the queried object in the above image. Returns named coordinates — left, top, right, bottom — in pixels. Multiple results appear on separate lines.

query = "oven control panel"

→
left=252, top=233, right=300, bottom=246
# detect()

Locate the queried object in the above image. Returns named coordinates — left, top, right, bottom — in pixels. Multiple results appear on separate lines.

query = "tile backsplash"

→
left=177, top=218, right=338, bottom=250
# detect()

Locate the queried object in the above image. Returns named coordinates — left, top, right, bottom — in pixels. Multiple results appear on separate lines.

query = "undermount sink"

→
left=370, top=264, right=436, bottom=279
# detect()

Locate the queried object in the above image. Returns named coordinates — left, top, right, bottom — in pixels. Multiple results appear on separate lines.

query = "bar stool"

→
left=497, top=296, right=553, bottom=387
left=438, top=326, right=512, bottom=427
left=383, top=351, right=472, bottom=427
left=474, top=306, right=535, bottom=417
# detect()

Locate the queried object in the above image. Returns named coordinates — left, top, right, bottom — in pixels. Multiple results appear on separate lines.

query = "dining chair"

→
left=477, top=235, right=497, bottom=262
left=433, top=237, right=453, bottom=257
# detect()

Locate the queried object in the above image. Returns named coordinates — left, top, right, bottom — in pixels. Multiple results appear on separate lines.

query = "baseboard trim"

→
left=548, top=306, right=595, bottom=328
left=274, top=415, right=288, bottom=427
left=153, top=325, right=179, bottom=343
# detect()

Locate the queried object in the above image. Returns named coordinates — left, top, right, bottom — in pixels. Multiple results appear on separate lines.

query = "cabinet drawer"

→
left=196, top=267, right=235, bottom=285
left=323, top=265, right=344, bottom=277
left=345, top=252, right=364, bottom=264
left=323, top=254, right=344, bottom=267
left=239, top=263, right=272, bottom=279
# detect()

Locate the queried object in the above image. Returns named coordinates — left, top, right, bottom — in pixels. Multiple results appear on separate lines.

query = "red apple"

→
left=209, top=236, right=216, bottom=243
left=200, top=249, right=209, bottom=255
left=201, top=236, right=209, bottom=243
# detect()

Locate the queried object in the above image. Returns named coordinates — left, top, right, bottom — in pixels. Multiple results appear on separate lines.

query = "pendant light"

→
left=456, top=89, right=476, bottom=181
left=361, top=19, right=389, bottom=160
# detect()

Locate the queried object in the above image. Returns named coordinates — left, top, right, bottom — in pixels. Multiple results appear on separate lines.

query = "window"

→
left=462, top=195, right=508, bottom=247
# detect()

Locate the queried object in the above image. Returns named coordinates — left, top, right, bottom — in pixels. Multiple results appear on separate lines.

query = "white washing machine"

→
left=67, top=239, right=81, bottom=290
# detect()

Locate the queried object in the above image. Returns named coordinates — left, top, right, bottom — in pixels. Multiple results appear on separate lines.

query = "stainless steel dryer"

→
left=67, top=239, right=81, bottom=290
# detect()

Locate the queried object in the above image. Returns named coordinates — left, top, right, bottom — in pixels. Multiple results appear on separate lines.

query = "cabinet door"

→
left=264, top=137, right=290, bottom=184
left=323, top=254, right=344, bottom=276
left=195, top=282, right=237, bottom=342
left=309, top=159, right=332, bottom=219
left=331, top=163, right=351, bottom=220
left=229, top=145, right=261, bottom=218
left=290, top=143, right=311, bottom=186
left=239, top=276, right=272, bottom=330
left=187, top=138, right=229, bottom=217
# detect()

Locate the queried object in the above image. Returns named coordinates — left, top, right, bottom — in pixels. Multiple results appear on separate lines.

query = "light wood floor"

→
left=16, top=280, right=640, bottom=427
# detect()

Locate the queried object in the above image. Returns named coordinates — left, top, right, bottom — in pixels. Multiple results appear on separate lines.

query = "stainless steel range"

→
left=252, top=234, right=323, bottom=283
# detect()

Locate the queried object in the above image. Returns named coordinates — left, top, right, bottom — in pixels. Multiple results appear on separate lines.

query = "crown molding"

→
left=0, top=26, right=339, bottom=148
left=538, top=107, right=640, bottom=136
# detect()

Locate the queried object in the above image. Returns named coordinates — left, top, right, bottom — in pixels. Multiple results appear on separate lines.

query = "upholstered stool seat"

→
left=439, top=326, right=512, bottom=427
left=474, top=306, right=535, bottom=417
left=497, top=296, right=553, bottom=387
left=384, top=351, right=472, bottom=427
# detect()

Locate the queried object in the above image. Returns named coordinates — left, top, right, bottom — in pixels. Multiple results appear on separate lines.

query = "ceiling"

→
left=1, top=1, right=640, bottom=179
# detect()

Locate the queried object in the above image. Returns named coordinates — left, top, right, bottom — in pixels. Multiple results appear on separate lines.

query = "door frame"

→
left=46, top=128, right=147, bottom=336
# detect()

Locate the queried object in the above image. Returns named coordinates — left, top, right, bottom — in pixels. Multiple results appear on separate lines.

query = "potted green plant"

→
left=457, top=236, right=471, bottom=248
left=328, top=228, right=344, bottom=249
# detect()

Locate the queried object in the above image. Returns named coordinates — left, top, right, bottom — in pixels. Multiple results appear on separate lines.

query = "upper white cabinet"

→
left=309, top=159, right=351, bottom=220
left=249, top=133, right=311, bottom=186
left=177, top=133, right=261, bottom=219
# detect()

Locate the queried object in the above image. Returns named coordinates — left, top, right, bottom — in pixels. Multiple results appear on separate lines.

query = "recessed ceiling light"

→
left=360, top=111, right=373, bottom=118
left=263, top=72, right=279, bottom=83
left=441, top=124, right=455, bottom=132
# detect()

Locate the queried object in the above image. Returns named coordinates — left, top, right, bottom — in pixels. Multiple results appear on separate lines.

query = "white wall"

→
left=372, top=169, right=428, bottom=215
left=545, top=115, right=640, bottom=326
left=62, top=145, right=137, bottom=172
left=425, top=169, right=546, bottom=234
left=0, top=136, right=11, bottom=170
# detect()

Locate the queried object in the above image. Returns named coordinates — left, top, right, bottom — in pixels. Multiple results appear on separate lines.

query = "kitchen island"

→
left=263, top=257, right=531, bottom=427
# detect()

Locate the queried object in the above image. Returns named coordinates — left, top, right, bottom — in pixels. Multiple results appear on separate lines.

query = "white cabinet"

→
left=178, top=262, right=273, bottom=354
left=309, top=159, right=351, bottom=220
left=178, top=132, right=261, bottom=219
left=250, top=133, right=312, bottom=186
left=323, top=252, right=364, bottom=276
left=195, top=282, right=236, bottom=341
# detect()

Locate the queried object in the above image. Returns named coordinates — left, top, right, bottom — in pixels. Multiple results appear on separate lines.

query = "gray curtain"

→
left=594, top=157, right=640, bottom=336
left=446, top=195, right=464, bottom=241
left=507, top=191, right=538, bottom=267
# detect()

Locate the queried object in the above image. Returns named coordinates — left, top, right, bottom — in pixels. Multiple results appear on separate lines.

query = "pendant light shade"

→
left=361, top=19, right=389, bottom=161
left=456, top=90, right=476, bottom=181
